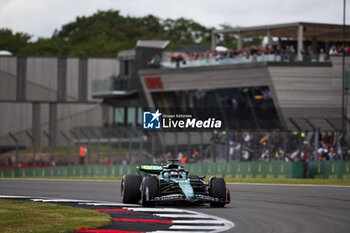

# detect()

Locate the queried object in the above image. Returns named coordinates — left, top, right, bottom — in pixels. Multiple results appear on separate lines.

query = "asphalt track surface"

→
left=1, top=179, right=350, bottom=233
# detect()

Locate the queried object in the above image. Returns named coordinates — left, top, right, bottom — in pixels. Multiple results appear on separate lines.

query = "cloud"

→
left=0, top=0, right=347, bottom=39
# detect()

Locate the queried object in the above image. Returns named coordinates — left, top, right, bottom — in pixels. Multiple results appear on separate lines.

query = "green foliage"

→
left=0, top=10, right=214, bottom=56
left=216, top=24, right=238, bottom=49
left=0, top=10, right=263, bottom=56
left=0, top=28, right=31, bottom=54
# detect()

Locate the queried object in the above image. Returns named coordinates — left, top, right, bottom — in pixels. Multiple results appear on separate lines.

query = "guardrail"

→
left=308, top=161, right=350, bottom=179
left=1, top=162, right=349, bottom=179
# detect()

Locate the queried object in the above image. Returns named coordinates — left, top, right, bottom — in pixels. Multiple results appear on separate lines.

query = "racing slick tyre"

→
left=141, top=176, right=159, bottom=207
left=121, top=175, right=142, bottom=204
left=209, top=177, right=226, bottom=207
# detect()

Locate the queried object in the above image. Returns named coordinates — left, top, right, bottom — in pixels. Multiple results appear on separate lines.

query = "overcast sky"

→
left=0, top=0, right=348, bottom=40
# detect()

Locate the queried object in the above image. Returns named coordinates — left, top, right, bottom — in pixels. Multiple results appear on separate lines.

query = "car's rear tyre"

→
left=121, top=175, right=142, bottom=204
left=209, top=177, right=226, bottom=207
left=141, top=176, right=158, bottom=207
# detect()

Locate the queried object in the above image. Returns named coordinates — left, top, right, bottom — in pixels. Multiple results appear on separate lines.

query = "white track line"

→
left=150, top=231, right=208, bottom=233
left=170, top=225, right=219, bottom=230
left=0, top=195, right=32, bottom=198
left=82, top=202, right=139, bottom=207
left=172, top=220, right=223, bottom=224
left=150, top=231, right=207, bottom=233
left=40, top=199, right=100, bottom=203
left=153, top=214, right=210, bottom=219
left=179, top=209, right=234, bottom=233
left=125, top=207, right=186, bottom=212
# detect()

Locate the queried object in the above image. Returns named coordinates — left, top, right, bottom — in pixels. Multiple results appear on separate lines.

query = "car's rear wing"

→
left=136, top=164, right=163, bottom=175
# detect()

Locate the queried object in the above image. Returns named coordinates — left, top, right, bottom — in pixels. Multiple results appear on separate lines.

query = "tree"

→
left=162, top=17, right=212, bottom=49
left=216, top=24, right=238, bottom=49
left=0, top=10, right=219, bottom=56
left=0, top=29, right=31, bottom=54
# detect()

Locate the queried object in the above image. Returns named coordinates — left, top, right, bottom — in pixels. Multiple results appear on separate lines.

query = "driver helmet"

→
left=163, top=172, right=169, bottom=178
left=170, top=170, right=179, bottom=178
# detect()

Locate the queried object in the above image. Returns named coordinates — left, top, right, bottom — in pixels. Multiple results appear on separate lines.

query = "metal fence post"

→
left=139, top=132, right=143, bottom=157
left=8, top=132, right=18, bottom=166
left=106, top=129, right=112, bottom=163
left=162, top=132, right=166, bottom=156
left=200, top=132, right=204, bottom=162
left=212, top=141, right=216, bottom=162
left=239, top=135, right=243, bottom=161
left=60, top=131, right=71, bottom=165
left=283, top=132, right=288, bottom=162
left=70, top=130, right=80, bottom=163
left=91, top=130, right=101, bottom=164
left=187, top=132, right=191, bottom=158
left=118, top=134, right=122, bottom=159
left=226, top=136, right=230, bottom=162
left=43, top=130, right=53, bottom=164
left=151, top=134, right=155, bottom=157
left=324, top=116, right=343, bottom=160
left=268, top=132, right=272, bottom=162
left=25, top=131, right=36, bottom=164
left=128, top=135, right=132, bottom=158
left=304, top=117, right=319, bottom=161
left=174, top=132, right=178, bottom=157
left=81, top=130, right=91, bottom=164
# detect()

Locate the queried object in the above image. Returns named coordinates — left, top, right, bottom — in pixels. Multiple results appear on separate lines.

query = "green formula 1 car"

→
left=121, top=159, right=230, bottom=207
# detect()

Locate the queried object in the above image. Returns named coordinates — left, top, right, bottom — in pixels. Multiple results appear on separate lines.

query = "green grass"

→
left=0, top=199, right=111, bottom=233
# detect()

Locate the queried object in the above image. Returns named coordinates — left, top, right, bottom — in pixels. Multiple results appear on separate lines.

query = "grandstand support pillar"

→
left=78, top=57, right=88, bottom=102
left=297, top=25, right=304, bottom=61
left=57, top=57, right=67, bottom=101
left=211, top=32, right=217, bottom=51
left=49, top=103, right=57, bottom=146
left=325, top=42, right=330, bottom=55
left=174, top=132, right=178, bottom=157
left=32, top=102, right=41, bottom=148
left=16, top=56, right=27, bottom=101
left=238, top=32, right=243, bottom=50
left=311, top=36, right=318, bottom=54
left=267, top=29, right=273, bottom=47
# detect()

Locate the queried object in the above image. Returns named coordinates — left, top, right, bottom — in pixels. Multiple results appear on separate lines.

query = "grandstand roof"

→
left=213, top=22, right=350, bottom=41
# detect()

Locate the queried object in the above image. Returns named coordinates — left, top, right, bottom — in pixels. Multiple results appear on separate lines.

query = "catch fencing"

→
left=1, top=162, right=350, bottom=179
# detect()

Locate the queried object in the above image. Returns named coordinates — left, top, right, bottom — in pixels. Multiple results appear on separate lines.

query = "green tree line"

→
left=0, top=10, right=260, bottom=57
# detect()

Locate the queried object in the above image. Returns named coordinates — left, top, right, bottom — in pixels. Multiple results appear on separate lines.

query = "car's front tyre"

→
left=209, top=177, right=227, bottom=207
left=141, top=176, right=158, bottom=207
left=121, top=175, right=142, bottom=204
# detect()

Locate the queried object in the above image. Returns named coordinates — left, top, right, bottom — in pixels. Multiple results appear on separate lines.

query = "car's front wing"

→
left=152, top=193, right=228, bottom=203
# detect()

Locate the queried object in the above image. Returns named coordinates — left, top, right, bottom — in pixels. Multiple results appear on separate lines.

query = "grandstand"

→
left=0, top=22, right=350, bottom=164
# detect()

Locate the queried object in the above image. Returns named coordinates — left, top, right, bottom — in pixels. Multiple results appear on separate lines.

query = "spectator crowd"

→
left=161, top=43, right=350, bottom=68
